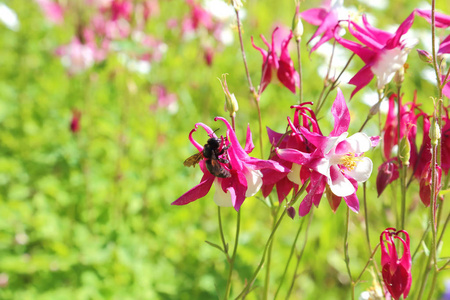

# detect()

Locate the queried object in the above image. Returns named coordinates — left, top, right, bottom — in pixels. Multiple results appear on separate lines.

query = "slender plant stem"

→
left=344, top=207, right=354, bottom=300
left=412, top=224, right=430, bottom=261
left=224, top=209, right=241, bottom=300
left=234, top=8, right=254, bottom=95
left=354, top=244, right=380, bottom=284
left=256, top=102, right=264, bottom=158
left=286, top=209, right=314, bottom=299
left=362, top=182, right=372, bottom=253
left=263, top=206, right=279, bottom=300
left=426, top=268, right=438, bottom=300
left=273, top=217, right=305, bottom=299
left=295, top=39, right=303, bottom=104
left=218, top=207, right=230, bottom=261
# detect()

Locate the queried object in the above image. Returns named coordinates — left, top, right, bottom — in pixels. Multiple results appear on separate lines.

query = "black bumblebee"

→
left=184, top=136, right=231, bottom=178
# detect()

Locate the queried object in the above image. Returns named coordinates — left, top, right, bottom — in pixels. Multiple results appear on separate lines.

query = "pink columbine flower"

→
left=35, top=0, right=64, bottom=24
left=70, top=110, right=82, bottom=133
left=380, top=228, right=412, bottom=300
left=251, top=27, right=300, bottom=94
left=172, top=117, right=288, bottom=211
left=300, top=0, right=346, bottom=52
left=336, top=13, right=417, bottom=98
left=277, top=89, right=378, bottom=216
left=55, top=38, right=96, bottom=75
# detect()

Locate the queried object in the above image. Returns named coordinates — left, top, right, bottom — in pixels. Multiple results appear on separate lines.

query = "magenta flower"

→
left=300, top=0, right=345, bottom=52
left=380, top=228, right=412, bottom=300
left=251, top=27, right=299, bottom=94
left=376, top=159, right=399, bottom=197
left=70, top=110, right=81, bottom=133
left=336, top=13, right=417, bottom=98
left=277, top=89, right=378, bottom=216
left=172, top=117, right=288, bottom=211
left=261, top=102, right=320, bottom=203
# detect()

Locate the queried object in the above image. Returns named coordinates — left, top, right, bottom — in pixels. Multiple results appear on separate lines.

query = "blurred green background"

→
left=0, top=0, right=449, bottom=299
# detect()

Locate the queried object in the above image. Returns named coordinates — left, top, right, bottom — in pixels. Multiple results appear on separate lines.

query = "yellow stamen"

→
left=340, top=153, right=363, bottom=171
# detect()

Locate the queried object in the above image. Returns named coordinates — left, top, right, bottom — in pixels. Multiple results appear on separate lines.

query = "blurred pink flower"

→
left=55, top=39, right=97, bottom=74
left=251, top=27, right=300, bottom=94
left=380, top=228, right=412, bottom=300
left=300, top=0, right=345, bottom=52
left=173, top=118, right=288, bottom=211
left=150, top=85, right=178, bottom=113
left=277, top=89, right=377, bottom=216
left=336, top=13, right=417, bottom=98
left=35, top=0, right=64, bottom=24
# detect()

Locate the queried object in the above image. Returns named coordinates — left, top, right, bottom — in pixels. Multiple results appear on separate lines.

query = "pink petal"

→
left=330, top=88, right=350, bottom=136
left=172, top=173, right=214, bottom=205
left=300, top=8, right=328, bottom=26
left=348, top=64, right=374, bottom=99
left=343, top=192, right=360, bottom=213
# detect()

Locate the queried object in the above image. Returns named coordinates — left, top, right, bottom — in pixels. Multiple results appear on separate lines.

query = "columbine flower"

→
left=380, top=228, right=412, bottom=300
left=251, top=26, right=299, bottom=94
left=336, top=13, right=417, bottom=98
left=376, top=159, right=399, bottom=197
left=419, top=162, right=442, bottom=207
left=300, top=0, right=347, bottom=52
left=261, top=102, right=320, bottom=203
left=172, top=117, right=288, bottom=210
left=277, top=89, right=377, bottom=216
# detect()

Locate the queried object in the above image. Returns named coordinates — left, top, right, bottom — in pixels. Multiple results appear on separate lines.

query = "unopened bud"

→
left=429, top=119, right=441, bottom=146
left=369, top=100, right=381, bottom=117
left=292, top=5, right=303, bottom=41
left=218, top=74, right=239, bottom=117
left=231, top=0, right=243, bottom=10
left=393, top=66, right=405, bottom=87
left=417, top=49, right=433, bottom=63
left=399, top=136, right=411, bottom=166
left=287, top=206, right=296, bottom=219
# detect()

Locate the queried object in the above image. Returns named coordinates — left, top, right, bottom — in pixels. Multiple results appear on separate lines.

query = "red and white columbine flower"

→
left=277, top=89, right=378, bottom=216
left=172, top=117, right=288, bottom=211
left=336, top=13, right=417, bottom=98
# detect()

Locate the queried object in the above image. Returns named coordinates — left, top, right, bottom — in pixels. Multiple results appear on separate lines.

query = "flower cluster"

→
left=175, top=90, right=378, bottom=217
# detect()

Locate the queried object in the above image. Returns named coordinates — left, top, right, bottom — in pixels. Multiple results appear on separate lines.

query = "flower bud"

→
left=393, top=66, right=405, bottom=87
left=399, top=135, right=410, bottom=166
left=376, top=160, right=399, bottom=197
left=218, top=74, right=239, bottom=117
left=287, top=206, right=296, bottom=219
left=292, top=5, right=303, bottom=41
left=231, top=0, right=243, bottom=10
left=369, top=100, right=381, bottom=117
left=417, top=49, right=433, bottom=63
left=419, top=162, right=442, bottom=207
left=429, top=119, right=441, bottom=146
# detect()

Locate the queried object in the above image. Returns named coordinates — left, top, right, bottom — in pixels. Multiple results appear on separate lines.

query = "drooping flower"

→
left=251, top=26, right=300, bottom=94
left=300, top=0, right=347, bottom=52
left=376, top=158, right=399, bottom=197
left=276, top=89, right=378, bottom=216
left=336, top=13, right=417, bottom=98
left=172, top=117, right=288, bottom=211
left=419, top=162, right=442, bottom=207
left=380, top=228, right=412, bottom=300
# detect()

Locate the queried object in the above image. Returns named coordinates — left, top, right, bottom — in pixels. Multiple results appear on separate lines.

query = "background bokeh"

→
left=0, top=0, right=449, bottom=299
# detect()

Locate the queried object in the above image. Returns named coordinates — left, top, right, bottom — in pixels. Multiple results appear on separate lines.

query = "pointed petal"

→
left=329, top=165, right=355, bottom=197
left=330, top=88, right=350, bottom=136
left=172, top=174, right=214, bottom=205
left=343, top=192, right=360, bottom=212
left=348, top=64, right=374, bottom=99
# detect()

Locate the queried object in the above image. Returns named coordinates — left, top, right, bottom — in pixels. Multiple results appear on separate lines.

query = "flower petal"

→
left=172, top=173, right=214, bottom=205
left=329, top=165, right=355, bottom=197
left=345, top=157, right=373, bottom=182
left=345, top=132, right=372, bottom=153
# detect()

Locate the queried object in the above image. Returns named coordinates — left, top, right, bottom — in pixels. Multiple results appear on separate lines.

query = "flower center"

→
left=340, top=153, right=362, bottom=171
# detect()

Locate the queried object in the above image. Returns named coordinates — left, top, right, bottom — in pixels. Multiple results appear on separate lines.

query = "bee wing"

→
left=184, top=152, right=203, bottom=167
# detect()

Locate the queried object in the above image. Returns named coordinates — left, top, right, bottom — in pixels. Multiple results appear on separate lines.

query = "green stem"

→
left=362, top=182, right=372, bottom=253
left=286, top=209, right=314, bottom=299
left=344, top=207, right=354, bottom=300
left=234, top=8, right=254, bottom=95
left=295, top=39, right=303, bottom=104
left=273, top=217, right=305, bottom=300
left=224, top=209, right=241, bottom=300
left=263, top=207, right=279, bottom=300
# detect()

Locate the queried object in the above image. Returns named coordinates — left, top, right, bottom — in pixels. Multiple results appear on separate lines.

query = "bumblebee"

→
left=184, top=136, right=231, bottom=178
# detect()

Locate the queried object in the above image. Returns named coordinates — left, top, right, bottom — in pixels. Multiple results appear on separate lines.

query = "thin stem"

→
left=263, top=206, right=279, bottom=300
left=362, top=182, right=372, bottom=253
left=438, top=212, right=449, bottom=246
left=256, top=102, right=264, bottom=158
left=273, top=217, right=305, bottom=299
left=412, top=224, right=430, bottom=261
left=286, top=209, right=314, bottom=299
left=295, top=39, right=303, bottom=104
left=218, top=207, right=230, bottom=261
left=234, top=8, right=254, bottom=95
left=354, top=244, right=380, bottom=284
left=235, top=183, right=309, bottom=299
left=426, top=269, right=438, bottom=300
left=224, top=209, right=241, bottom=300
left=344, top=207, right=354, bottom=300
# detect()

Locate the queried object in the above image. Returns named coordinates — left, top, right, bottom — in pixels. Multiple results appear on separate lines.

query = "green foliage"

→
left=0, top=0, right=449, bottom=299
